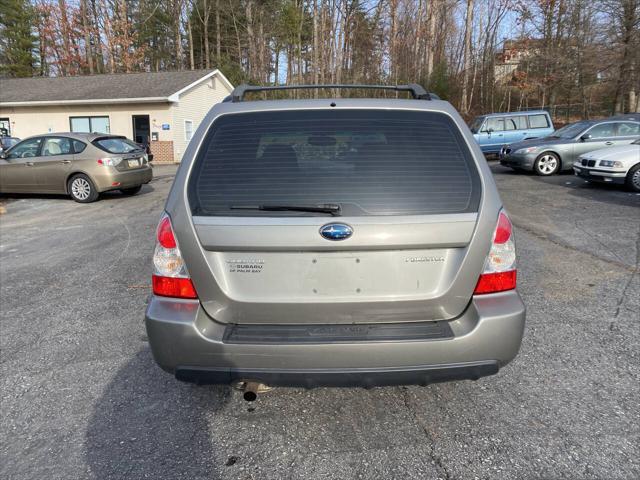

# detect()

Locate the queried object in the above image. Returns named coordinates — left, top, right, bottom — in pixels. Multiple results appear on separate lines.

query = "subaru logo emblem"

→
left=320, top=223, right=353, bottom=241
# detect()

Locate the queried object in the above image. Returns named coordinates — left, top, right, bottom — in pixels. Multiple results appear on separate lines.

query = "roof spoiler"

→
left=224, top=84, right=438, bottom=103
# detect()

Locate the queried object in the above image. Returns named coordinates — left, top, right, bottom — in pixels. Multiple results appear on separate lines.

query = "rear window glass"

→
left=529, top=114, right=549, bottom=128
left=93, top=137, right=142, bottom=154
left=188, top=110, right=481, bottom=216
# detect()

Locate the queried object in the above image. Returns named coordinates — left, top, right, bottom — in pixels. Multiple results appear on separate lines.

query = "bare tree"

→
left=460, top=0, right=474, bottom=113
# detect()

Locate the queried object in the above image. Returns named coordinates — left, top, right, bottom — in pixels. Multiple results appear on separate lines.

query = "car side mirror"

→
left=580, top=134, right=592, bottom=141
left=0, top=151, right=7, bottom=160
left=487, top=128, right=494, bottom=134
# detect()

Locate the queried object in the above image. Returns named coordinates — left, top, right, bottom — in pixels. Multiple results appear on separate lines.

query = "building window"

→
left=0, top=117, right=11, bottom=136
left=185, top=120, right=194, bottom=142
left=70, top=116, right=110, bottom=134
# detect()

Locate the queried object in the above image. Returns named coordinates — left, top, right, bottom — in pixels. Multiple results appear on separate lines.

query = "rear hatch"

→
left=185, top=109, right=483, bottom=325
left=93, top=136, right=147, bottom=170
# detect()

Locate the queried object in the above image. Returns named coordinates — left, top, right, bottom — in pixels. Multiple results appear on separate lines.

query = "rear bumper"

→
left=92, top=166, right=153, bottom=192
left=144, top=290, right=526, bottom=387
left=175, top=362, right=499, bottom=388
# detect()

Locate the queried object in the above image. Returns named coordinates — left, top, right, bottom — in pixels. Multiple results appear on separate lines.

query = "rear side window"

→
left=505, top=116, right=527, bottom=130
left=529, top=114, right=549, bottom=129
left=93, top=137, right=142, bottom=154
left=73, top=140, right=87, bottom=153
left=616, top=122, right=639, bottom=136
left=188, top=110, right=481, bottom=216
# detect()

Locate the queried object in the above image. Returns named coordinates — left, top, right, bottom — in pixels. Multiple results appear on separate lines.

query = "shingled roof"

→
left=0, top=69, right=232, bottom=106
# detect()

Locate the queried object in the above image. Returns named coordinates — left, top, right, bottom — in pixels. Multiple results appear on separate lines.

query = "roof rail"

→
left=227, top=83, right=434, bottom=102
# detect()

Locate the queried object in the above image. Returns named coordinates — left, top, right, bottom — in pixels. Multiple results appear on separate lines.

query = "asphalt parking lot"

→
left=1, top=163, right=638, bottom=480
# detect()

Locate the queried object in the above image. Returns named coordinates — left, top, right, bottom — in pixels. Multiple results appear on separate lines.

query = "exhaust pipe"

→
left=242, top=381, right=261, bottom=402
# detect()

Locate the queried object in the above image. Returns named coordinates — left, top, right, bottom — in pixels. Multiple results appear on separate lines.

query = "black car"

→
left=0, top=137, right=20, bottom=153
left=137, top=141, right=154, bottom=162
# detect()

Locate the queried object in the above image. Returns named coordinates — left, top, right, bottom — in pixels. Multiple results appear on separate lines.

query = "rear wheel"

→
left=68, top=174, right=99, bottom=203
left=534, top=152, right=560, bottom=176
left=626, top=164, right=640, bottom=192
left=120, top=185, right=142, bottom=196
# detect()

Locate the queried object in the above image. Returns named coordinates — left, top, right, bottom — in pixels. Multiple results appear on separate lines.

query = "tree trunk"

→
left=460, top=0, right=474, bottom=113
left=313, top=0, right=319, bottom=89
left=274, top=45, right=279, bottom=85
left=80, top=0, right=94, bottom=74
left=215, top=0, right=221, bottom=64
left=174, top=0, right=183, bottom=69
left=258, top=10, right=266, bottom=82
left=101, top=2, right=116, bottom=73
left=57, top=0, right=71, bottom=75
left=613, top=0, right=637, bottom=114
left=389, top=0, right=397, bottom=85
left=203, top=0, right=210, bottom=69
left=297, top=0, right=304, bottom=85
left=246, top=0, right=255, bottom=79
left=231, top=7, right=242, bottom=71
left=426, top=0, right=436, bottom=82
left=90, top=0, right=104, bottom=73
left=187, top=16, right=195, bottom=70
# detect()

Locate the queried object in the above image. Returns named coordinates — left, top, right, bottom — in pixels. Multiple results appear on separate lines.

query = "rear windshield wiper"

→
left=230, top=204, right=342, bottom=216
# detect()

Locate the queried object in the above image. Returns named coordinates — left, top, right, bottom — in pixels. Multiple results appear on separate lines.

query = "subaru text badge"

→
left=320, top=223, right=353, bottom=241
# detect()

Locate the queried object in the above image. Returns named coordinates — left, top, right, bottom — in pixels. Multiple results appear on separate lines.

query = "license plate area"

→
left=214, top=249, right=451, bottom=302
left=127, top=158, right=140, bottom=168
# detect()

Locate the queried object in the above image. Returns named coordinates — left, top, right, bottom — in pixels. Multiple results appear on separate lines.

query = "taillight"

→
left=97, top=157, right=122, bottom=166
left=152, top=213, right=197, bottom=299
left=474, top=210, right=517, bottom=294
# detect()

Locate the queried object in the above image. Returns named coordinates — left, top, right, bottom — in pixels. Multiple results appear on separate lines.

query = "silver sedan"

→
left=500, top=119, right=639, bottom=175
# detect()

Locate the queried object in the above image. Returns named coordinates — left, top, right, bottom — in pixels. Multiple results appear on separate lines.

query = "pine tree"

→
left=0, top=0, right=36, bottom=77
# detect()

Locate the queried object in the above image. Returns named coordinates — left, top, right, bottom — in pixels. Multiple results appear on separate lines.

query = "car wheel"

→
left=120, top=185, right=142, bottom=196
left=534, top=152, right=561, bottom=176
left=68, top=174, right=99, bottom=203
left=625, top=164, right=640, bottom=192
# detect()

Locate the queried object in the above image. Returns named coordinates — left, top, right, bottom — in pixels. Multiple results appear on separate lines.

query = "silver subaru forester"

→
left=145, top=84, right=525, bottom=396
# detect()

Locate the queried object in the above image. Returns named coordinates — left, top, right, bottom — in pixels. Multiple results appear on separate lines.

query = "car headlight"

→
left=514, top=147, right=538, bottom=154
left=599, top=160, right=624, bottom=168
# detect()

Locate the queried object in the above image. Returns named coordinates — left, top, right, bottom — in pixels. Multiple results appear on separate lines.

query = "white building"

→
left=0, top=69, right=233, bottom=162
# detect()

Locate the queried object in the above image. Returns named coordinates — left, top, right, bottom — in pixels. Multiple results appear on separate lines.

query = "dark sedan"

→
left=0, top=136, right=20, bottom=153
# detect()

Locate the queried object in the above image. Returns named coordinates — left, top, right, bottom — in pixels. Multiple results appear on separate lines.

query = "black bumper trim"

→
left=222, top=320, right=454, bottom=344
left=175, top=361, right=499, bottom=388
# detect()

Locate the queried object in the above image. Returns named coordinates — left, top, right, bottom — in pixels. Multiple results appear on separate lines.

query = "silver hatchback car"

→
left=145, top=84, right=525, bottom=397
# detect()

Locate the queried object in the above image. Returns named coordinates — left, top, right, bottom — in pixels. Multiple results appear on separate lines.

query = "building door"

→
left=132, top=115, right=151, bottom=146
left=0, top=118, right=11, bottom=136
